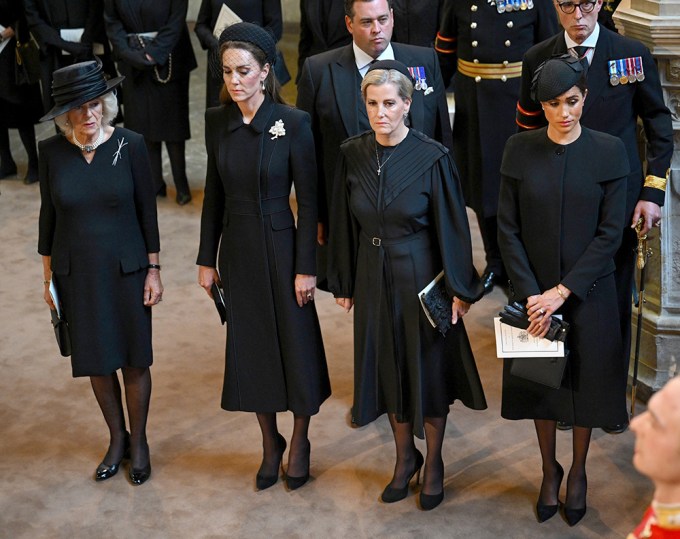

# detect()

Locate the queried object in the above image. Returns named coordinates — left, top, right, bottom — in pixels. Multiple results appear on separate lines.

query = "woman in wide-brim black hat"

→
left=38, top=59, right=163, bottom=486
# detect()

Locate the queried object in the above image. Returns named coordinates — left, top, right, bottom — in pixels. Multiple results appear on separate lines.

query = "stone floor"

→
left=0, top=24, right=652, bottom=539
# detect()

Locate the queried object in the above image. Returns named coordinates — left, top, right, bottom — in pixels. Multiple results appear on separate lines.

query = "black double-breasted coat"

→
left=328, top=130, right=486, bottom=438
left=38, top=128, right=160, bottom=377
left=194, top=0, right=284, bottom=108
left=196, top=99, right=330, bottom=415
left=498, top=127, right=629, bottom=426
left=105, top=0, right=197, bottom=141
left=436, top=0, right=557, bottom=218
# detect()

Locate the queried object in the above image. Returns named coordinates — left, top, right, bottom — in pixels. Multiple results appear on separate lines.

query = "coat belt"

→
left=361, top=227, right=430, bottom=248
left=225, top=195, right=290, bottom=216
left=457, top=58, right=523, bottom=80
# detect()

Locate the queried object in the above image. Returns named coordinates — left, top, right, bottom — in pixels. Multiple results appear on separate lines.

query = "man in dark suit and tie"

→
left=516, top=0, right=673, bottom=433
left=296, top=0, right=452, bottom=287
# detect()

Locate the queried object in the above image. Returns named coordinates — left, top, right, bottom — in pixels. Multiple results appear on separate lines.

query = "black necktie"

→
left=573, top=46, right=590, bottom=61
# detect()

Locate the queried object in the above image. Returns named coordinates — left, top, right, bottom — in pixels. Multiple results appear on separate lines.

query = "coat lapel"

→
left=582, top=30, right=612, bottom=116
left=330, top=46, right=361, bottom=136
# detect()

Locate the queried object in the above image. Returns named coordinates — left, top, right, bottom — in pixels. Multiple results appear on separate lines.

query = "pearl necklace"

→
left=73, top=128, right=104, bottom=153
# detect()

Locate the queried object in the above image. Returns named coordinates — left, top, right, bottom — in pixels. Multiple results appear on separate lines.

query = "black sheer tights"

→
left=90, top=367, right=151, bottom=470
left=145, top=138, right=190, bottom=196
left=255, top=413, right=311, bottom=478
left=534, top=420, right=591, bottom=508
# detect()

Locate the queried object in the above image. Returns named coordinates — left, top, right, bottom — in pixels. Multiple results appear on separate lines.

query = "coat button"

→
left=507, top=21, right=514, bottom=28
left=475, top=76, right=482, bottom=82
left=503, top=60, right=509, bottom=66
left=473, top=59, right=479, bottom=63
left=505, top=40, right=511, bottom=47
left=501, top=75, right=507, bottom=82
left=472, top=40, right=478, bottom=47
left=471, top=22, right=477, bottom=29
left=471, top=4, right=478, bottom=11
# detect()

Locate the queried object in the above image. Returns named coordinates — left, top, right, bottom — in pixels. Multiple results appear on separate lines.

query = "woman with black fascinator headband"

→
left=197, top=23, right=330, bottom=492
left=498, top=55, right=629, bottom=526
left=328, top=60, right=486, bottom=511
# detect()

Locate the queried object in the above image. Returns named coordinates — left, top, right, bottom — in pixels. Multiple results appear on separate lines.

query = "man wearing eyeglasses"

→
left=516, top=0, right=673, bottom=434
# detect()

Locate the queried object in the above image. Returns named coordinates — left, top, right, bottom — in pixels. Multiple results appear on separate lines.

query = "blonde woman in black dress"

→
left=39, top=61, right=161, bottom=485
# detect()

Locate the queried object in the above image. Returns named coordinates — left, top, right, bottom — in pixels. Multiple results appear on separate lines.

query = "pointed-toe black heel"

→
left=381, top=449, right=424, bottom=503
left=256, top=433, right=287, bottom=491
left=536, top=463, right=564, bottom=523
left=286, top=440, right=311, bottom=491
left=95, top=432, right=130, bottom=482
left=563, top=474, right=587, bottom=526
left=419, top=490, right=444, bottom=511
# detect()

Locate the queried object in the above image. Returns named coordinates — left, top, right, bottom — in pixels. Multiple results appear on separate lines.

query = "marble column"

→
left=614, top=0, right=680, bottom=401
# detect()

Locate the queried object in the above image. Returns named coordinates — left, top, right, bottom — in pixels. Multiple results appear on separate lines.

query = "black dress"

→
left=104, top=0, right=197, bottom=142
left=38, top=128, right=160, bottom=377
left=196, top=98, right=330, bottom=415
left=328, top=130, right=487, bottom=438
left=497, top=127, right=629, bottom=427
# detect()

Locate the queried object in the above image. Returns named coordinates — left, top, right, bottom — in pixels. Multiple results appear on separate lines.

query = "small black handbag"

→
left=499, top=302, right=570, bottom=389
left=50, top=309, right=72, bottom=357
left=14, top=34, right=41, bottom=86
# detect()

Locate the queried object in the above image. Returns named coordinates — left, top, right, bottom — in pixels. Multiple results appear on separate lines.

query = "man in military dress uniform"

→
left=391, top=0, right=443, bottom=48
left=516, top=0, right=673, bottom=433
left=435, top=0, right=557, bottom=294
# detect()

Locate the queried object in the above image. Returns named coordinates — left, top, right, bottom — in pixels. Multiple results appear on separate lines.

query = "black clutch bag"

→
left=211, top=283, right=227, bottom=325
left=50, top=308, right=71, bottom=357
left=499, top=302, right=570, bottom=389
left=418, top=271, right=452, bottom=336
left=509, top=351, right=569, bottom=389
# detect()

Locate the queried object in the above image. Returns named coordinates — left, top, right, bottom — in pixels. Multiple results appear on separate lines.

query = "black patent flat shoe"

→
left=129, top=463, right=151, bottom=485
left=95, top=433, right=130, bottom=482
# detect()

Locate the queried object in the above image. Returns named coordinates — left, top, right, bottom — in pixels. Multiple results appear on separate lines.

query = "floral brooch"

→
left=269, top=119, right=286, bottom=140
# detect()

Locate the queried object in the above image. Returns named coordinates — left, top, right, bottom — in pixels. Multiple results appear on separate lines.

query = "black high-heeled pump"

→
left=95, top=432, right=130, bottom=482
left=536, top=463, right=564, bottom=523
left=285, top=440, right=311, bottom=491
left=563, top=475, right=587, bottom=526
left=381, top=449, right=424, bottom=503
left=256, top=433, right=286, bottom=491
left=419, top=490, right=444, bottom=511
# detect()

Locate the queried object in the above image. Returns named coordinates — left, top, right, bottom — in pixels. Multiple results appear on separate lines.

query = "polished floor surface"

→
left=0, top=25, right=651, bottom=539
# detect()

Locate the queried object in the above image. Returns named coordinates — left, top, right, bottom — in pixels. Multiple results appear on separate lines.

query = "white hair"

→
left=54, top=91, right=119, bottom=136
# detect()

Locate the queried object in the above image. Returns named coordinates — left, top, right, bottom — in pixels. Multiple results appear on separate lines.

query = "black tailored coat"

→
left=517, top=26, right=672, bottom=216
left=297, top=42, right=452, bottom=288
left=25, top=0, right=115, bottom=112
left=392, top=0, right=443, bottom=48
left=297, top=0, right=350, bottom=83
left=196, top=99, right=331, bottom=415
left=328, top=130, right=486, bottom=438
left=194, top=0, right=285, bottom=108
left=436, top=0, right=557, bottom=217
left=498, top=127, right=629, bottom=426
left=105, top=0, right=197, bottom=141
left=0, top=0, right=43, bottom=126
left=38, top=128, right=160, bottom=377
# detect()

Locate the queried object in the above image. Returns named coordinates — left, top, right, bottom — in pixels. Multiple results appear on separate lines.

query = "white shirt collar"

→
left=353, top=42, right=395, bottom=77
left=564, top=22, right=600, bottom=50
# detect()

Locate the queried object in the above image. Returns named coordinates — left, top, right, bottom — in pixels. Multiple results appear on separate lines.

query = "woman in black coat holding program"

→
left=498, top=56, right=629, bottom=526
left=197, top=23, right=330, bottom=492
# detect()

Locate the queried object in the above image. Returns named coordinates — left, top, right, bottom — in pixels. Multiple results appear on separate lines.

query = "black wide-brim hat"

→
left=40, top=60, right=124, bottom=122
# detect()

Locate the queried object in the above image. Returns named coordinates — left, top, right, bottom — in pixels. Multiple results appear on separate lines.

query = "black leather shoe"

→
left=557, top=421, right=573, bottom=431
left=286, top=440, right=311, bottom=491
left=129, top=463, right=151, bottom=485
left=381, top=449, right=424, bottom=503
left=256, top=433, right=286, bottom=490
left=602, top=423, right=628, bottom=434
left=0, top=163, right=17, bottom=179
left=95, top=433, right=130, bottom=482
left=176, top=191, right=192, bottom=206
